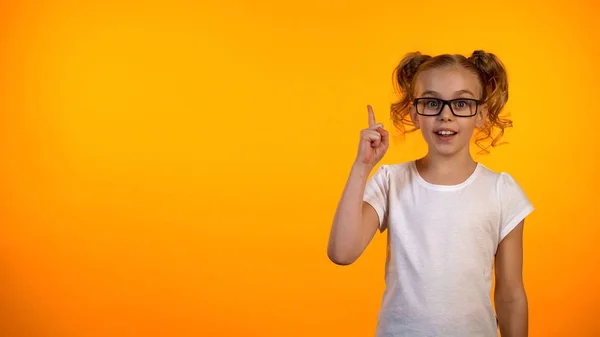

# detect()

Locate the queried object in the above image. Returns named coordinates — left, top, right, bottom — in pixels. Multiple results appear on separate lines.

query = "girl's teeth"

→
left=438, top=131, right=455, bottom=136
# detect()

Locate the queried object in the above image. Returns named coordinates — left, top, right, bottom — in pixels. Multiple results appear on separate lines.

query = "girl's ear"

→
left=475, top=103, right=488, bottom=128
left=409, top=103, right=420, bottom=129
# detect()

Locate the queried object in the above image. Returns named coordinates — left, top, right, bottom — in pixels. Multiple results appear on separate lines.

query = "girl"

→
left=327, top=51, right=534, bottom=337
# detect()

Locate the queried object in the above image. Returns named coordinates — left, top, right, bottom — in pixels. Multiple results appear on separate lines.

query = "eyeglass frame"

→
left=413, top=97, right=483, bottom=117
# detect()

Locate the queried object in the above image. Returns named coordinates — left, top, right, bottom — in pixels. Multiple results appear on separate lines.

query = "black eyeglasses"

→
left=413, top=98, right=482, bottom=117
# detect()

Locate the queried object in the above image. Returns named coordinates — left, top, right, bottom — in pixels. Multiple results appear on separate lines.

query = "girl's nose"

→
left=439, top=104, right=453, bottom=121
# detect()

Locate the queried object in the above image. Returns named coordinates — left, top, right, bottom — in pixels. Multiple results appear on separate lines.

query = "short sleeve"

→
left=363, top=165, right=389, bottom=231
left=497, top=172, right=534, bottom=241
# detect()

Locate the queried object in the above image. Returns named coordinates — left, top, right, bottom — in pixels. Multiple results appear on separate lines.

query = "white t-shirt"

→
left=363, top=161, right=534, bottom=337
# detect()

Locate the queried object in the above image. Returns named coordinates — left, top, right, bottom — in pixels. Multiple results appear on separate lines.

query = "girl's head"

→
left=391, top=50, right=511, bottom=156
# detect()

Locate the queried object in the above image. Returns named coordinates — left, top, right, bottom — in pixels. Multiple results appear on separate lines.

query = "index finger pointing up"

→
left=367, top=105, right=376, bottom=127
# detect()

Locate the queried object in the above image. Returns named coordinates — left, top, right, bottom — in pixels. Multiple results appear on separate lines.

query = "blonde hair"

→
left=390, top=50, right=512, bottom=153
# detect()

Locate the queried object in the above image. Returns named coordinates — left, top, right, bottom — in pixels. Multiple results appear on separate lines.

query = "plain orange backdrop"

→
left=1, top=0, right=599, bottom=336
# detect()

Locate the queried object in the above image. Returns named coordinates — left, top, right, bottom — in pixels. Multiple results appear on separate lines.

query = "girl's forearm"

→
left=495, top=293, right=528, bottom=337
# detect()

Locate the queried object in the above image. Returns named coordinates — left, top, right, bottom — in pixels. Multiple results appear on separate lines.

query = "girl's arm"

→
left=328, top=106, right=388, bottom=265
left=494, top=220, right=528, bottom=337
left=327, top=162, right=380, bottom=265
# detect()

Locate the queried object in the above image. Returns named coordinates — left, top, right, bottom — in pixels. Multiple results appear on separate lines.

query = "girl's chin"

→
left=426, top=141, right=469, bottom=156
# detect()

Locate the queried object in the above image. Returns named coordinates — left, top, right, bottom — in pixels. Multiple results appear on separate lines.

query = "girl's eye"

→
left=426, top=100, right=439, bottom=108
left=454, top=100, right=468, bottom=109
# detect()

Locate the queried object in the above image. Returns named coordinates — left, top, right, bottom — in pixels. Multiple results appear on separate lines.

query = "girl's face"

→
left=410, top=66, right=488, bottom=158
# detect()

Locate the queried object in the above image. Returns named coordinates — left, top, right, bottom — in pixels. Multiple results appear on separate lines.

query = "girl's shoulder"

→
left=373, top=161, right=413, bottom=183
left=378, top=161, right=413, bottom=174
left=476, top=163, right=522, bottom=187
left=476, top=165, right=531, bottom=208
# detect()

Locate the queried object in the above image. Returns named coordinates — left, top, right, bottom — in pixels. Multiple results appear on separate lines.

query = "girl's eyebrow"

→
left=454, top=89, right=475, bottom=97
left=420, top=90, right=440, bottom=97
left=419, top=89, right=475, bottom=97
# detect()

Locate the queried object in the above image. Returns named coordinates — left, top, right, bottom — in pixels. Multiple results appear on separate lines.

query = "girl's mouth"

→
left=434, top=130, right=457, bottom=140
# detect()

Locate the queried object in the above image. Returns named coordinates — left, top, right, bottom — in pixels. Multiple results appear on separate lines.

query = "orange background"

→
left=1, top=0, right=599, bottom=336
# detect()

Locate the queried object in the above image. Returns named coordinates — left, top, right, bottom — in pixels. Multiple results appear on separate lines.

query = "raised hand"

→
left=355, top=105, right=389, bottom=168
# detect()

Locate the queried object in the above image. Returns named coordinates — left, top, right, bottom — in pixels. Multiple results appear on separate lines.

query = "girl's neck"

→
left=415, top=152, right=478, bottom=186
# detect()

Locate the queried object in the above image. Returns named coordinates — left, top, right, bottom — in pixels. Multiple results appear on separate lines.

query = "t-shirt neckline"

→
left=411, top=160, right=481, bottom=191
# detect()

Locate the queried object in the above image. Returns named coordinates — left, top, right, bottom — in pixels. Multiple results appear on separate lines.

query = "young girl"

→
left=327, top=50, right=534, bottom=337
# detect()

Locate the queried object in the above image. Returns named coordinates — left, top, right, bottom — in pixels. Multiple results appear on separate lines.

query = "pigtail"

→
left=391, top=52, right=432, bottom=134
left=468, top=50, right=512, bottom=152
